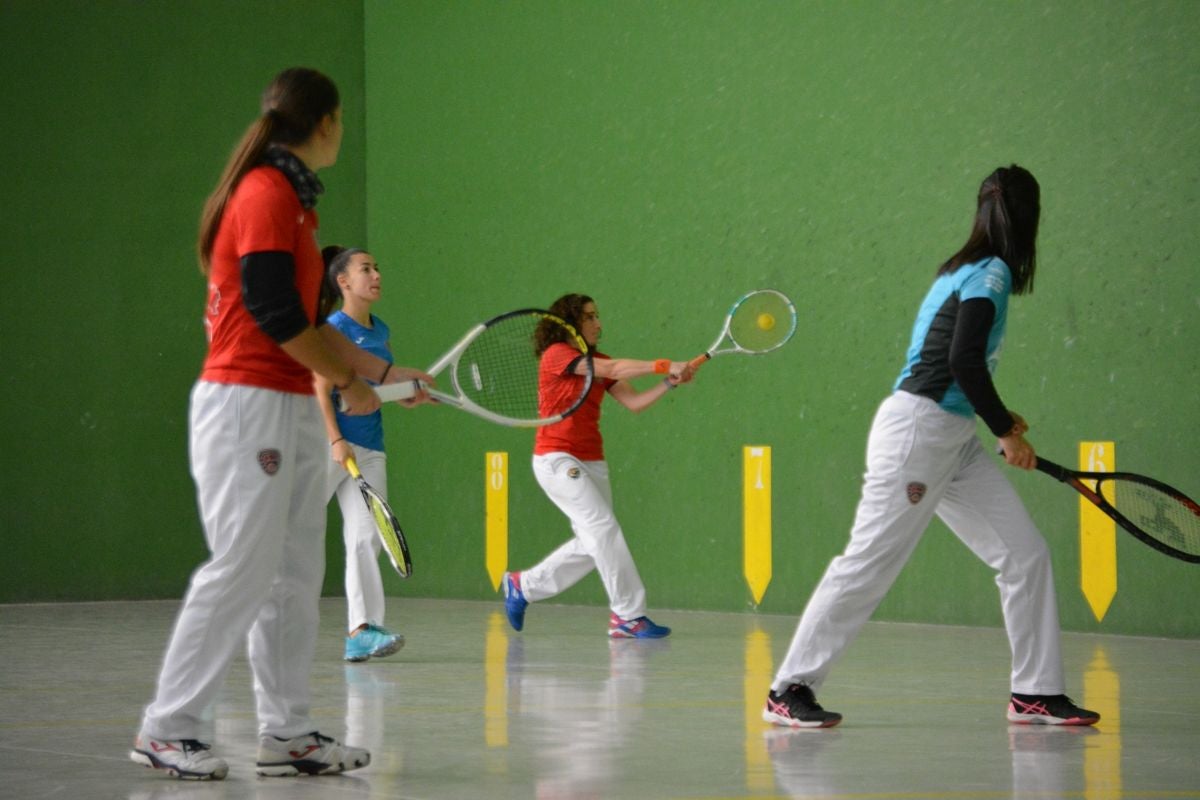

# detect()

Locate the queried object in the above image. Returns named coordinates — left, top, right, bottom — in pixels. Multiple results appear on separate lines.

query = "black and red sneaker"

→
left=1007, top=694, right=1100, bottom=726
left=763, top=684, right=842, bottom=728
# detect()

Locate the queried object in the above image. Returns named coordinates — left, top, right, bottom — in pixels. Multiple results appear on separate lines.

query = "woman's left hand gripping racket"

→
left=345, top=455, right=412, bottom=578
left=690, top=289, right=798, bottom=370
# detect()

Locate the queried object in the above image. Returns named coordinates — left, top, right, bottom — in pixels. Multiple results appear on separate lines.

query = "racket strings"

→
left=456, top=315, right=545, bottom=419
left=1100, top=479, right=1200, bottom=556
left=728, top=291, right=796, bottom=353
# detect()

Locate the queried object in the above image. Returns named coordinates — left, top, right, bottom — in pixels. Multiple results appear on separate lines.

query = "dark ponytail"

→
left=317, top=245, right=367, bottom=321
left=939, top=165, right=1040, bottom=295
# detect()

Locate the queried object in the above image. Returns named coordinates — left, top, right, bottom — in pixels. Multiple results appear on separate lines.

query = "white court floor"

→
left=0, top=597, right=1197, bottom=799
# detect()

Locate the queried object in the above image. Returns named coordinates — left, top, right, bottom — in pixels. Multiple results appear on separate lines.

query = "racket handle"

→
left=688, top=353, right=712, bottom=369
left=375, top=380, right=423, bottom=403
left=344, top=454, right=362, bottom=478
left=338, top=379, right=423, bottom=412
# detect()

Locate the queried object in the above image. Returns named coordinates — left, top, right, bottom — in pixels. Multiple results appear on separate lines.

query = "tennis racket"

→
left=1035, top=457, right=1200, bottom=563
left=690, top=289, right=798, bottom=369
left=345, top=455, right=412, bottom=578
left=351, top=309, right=593, bottom=428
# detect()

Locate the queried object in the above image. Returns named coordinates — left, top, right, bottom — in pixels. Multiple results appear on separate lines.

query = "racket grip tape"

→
left=337, top=379, right=423, bottom=412
left=688, top=353, right=712, bottom=369
left=374, top=379, right=423, bottom=403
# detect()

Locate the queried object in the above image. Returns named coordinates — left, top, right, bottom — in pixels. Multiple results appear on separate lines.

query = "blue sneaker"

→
left=502, top=572, right=528, bottom=631
left=608, top=614, right=671, bottom=639
left=344, top=625, right=404, bottom=663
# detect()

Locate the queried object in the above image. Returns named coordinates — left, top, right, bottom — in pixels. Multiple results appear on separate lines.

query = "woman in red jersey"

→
left=132, top=68, right=430, bottom=782
left=502, top=293, right=695, bottom=639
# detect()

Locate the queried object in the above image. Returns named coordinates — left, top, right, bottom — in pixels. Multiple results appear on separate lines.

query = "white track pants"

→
left=522, top=454, right=648, bottom=620
left=328, top=444, right=388, bottom=632
left=141, top=382, right=328, bottom=741
left=772, top=391, right=1065, bottom=696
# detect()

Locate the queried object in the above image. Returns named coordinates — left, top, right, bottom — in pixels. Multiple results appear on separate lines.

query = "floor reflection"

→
left=757, top=630, right=1128, bottom=799
left=1009, top=724, right=1101, bottom=798
left=34, top=598, right=1183, bottom=800
left=489, top=612, right=670, bottom=799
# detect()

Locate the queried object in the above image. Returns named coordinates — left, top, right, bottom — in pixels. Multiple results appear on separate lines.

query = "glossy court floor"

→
left=1, top=598, right=1197, bottom=800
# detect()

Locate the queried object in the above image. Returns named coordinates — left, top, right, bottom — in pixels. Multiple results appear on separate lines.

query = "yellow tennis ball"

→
left=756, top=313, right=776, bottom=331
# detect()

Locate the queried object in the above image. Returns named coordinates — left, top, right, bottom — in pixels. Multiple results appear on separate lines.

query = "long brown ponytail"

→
left=196, top=68, right=340, bottom=274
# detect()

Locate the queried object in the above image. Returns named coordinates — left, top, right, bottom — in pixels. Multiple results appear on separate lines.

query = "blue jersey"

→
left=328, top=310, right=390, bottom=451
left=894, top=256, right=1011, bottom=419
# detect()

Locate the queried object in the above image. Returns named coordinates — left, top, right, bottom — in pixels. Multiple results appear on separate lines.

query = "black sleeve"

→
left=948, top=297, right=1014, bottom=436
left=240, top=250, right=312, bottom=344
left=566, top=353, right=610, bottom=392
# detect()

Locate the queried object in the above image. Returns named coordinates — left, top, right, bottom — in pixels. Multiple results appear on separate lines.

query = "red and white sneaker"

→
left=130, top=735, right=228, bottom=780
left=256, top=730, right=370, bottom=776
left=1007, top=694, right=1100, bottom=726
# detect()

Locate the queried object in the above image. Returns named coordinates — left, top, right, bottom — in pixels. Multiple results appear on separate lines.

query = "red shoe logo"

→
left=289, top=744, right=321, bottom=759
left=766, top=698, right=790, bottom=718
left=1012, top=698, right=1049, bottom=715
left=150, top=741, right=180, bottom=754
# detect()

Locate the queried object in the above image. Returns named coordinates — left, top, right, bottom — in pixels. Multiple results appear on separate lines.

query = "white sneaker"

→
left=256, top=731, right=370, bottom=776
left=130, top=735, right=229, bottom=780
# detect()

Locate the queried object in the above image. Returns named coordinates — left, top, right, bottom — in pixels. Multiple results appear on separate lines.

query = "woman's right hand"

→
left=998, top=425, right=1036, bottom=470
left=338, top=377, right=381, bottom=415
left=668, top=360, right=696, bottom=384
left=331, top=438, right=353, bottom=468
left=380, top=365, right=436, bottom=407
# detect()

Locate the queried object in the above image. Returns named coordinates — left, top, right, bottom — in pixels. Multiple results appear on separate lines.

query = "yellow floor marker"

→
left=486, top=451, right=509, bottom=592
left=743, top=446, right=772, bottom=606
left=1083, top=644, right=1121, bottom=797
left=483, top=612, right=510, bottom=753
left=1079, top=442, right=1117, bottom=622
left=743, top=626, right=773, bottom=791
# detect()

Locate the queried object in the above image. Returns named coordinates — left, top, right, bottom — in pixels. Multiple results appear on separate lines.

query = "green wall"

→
left=362, top=1, right=1199, bottom=638
left=1, top=0, right=368, bottom=599
left=2, top=1, right=1197, bottom=639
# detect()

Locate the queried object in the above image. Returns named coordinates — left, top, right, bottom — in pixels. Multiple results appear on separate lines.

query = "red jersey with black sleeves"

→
left=200, top=166, right=323, bottom=394
left=534, top=342, right=615, bottom=460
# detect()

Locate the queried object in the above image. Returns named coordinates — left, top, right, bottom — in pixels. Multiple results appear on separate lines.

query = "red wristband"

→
left=653, top=359, right=670, bottom=375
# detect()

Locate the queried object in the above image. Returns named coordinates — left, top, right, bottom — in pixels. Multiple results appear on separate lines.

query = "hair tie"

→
left=989, top=184, right=1006, bottom=207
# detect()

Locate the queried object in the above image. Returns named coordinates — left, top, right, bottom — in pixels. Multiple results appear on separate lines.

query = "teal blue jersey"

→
left=328, top=310, right=390, bottom=451
left=894, top=256, right=1011, bottom=419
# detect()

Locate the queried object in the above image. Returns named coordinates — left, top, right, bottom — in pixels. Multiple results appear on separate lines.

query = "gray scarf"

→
left=262, top=145, right=324, bottom=209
